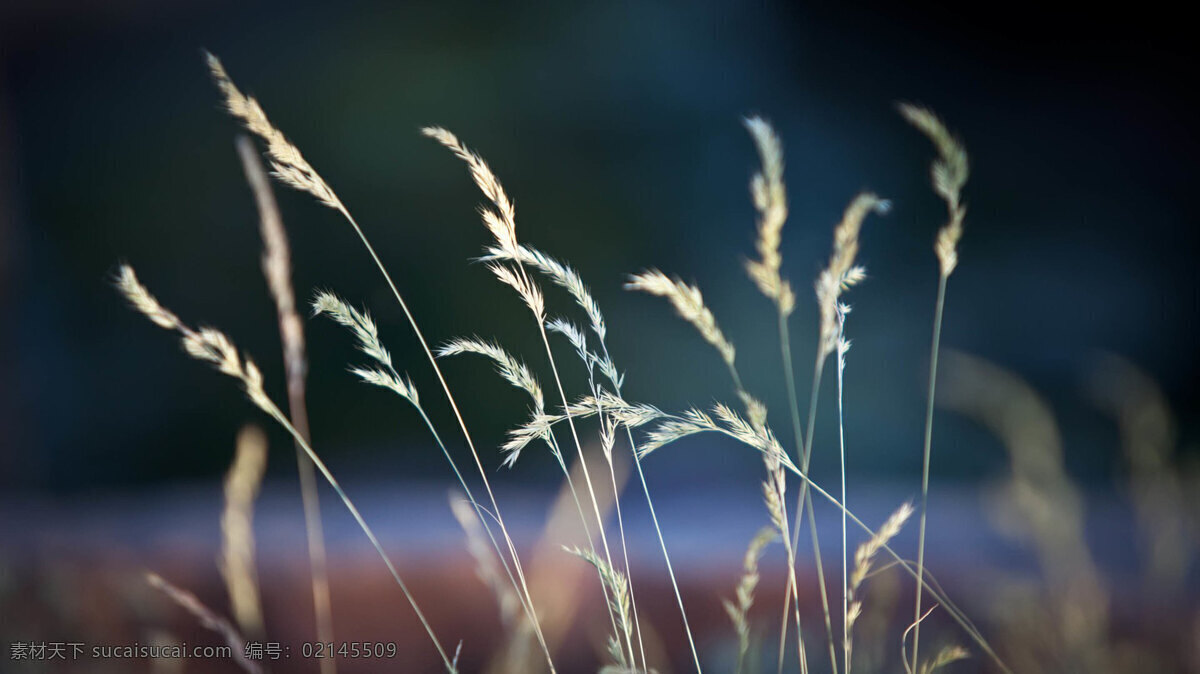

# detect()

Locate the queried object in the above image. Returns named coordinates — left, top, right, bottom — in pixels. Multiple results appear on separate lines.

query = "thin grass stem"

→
left=911, top=274, right=948, bottom=673
left=776, top=310, right=808, bottom=674
left=258, top=406, right=455, bottom=671
left=596, top=336, right=702, bottom=673
left=836, top=330, right=849, bottom=674
left=783, top=354, right=838, bottom=674
left=234, top=137, right=336, bottom=673
left=534, top=322, right=636, bottom=666
left=333, top=206, right=556, bottom=672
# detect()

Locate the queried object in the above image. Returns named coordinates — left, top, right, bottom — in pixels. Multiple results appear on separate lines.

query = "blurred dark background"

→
left=0, top=0, right=1197, bottom=671
left=2, top=0, right=1196, bottom=492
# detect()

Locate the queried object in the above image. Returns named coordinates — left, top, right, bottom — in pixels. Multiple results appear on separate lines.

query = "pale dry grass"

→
left=1087, top=353, right=1190, bottom=589
left=145, top=572, right=262, bottom=674
left=220, top=425, right=268, bottom=639
left=207, top=54, right=340, bottom=210
left=845, top=502, right=913, bottom=672
left=939, top=351, right=1108, bottom=670
left=896, top=104, right=968, bottom=278
left=235, top=135, right=336, bottom=673
left=724, top=527, right=778, bottom=674
left=743, top=116, right=795, bottom=316
left=427, top=126, right=644, bottom=671
left=113, top=57, right=1038, bottom=674
left=118, top=265, right=457, bottom=671
left=208, top=59, right=556, bottom=669
left=902, top=101, right=970, bottom=674
left=626, top=270, right=737, bottom=373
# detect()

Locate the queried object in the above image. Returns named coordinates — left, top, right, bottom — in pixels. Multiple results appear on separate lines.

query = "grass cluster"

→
left=116, top=53, right=1193, bottom=674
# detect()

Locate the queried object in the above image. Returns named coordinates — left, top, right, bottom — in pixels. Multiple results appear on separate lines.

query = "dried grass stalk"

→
left=919, top=644, right=969, bottom=674
left=421, top=126, right=518, bottom=255
left=119, top=266, right=455, bottom=671
left=743, top=117, right=795, bottom=315
left=220, top=425, right=268, bottom=639
left=236, top=135, right=336, bottom=673
left=438, top=337, right=544, bottom=412
left=626, top=269, right=736, bottom=369
left=845, top=502, right=914, bottom=671
left=897, top=103, right=968, bottom=277
left=815, top=194, right=889, bottom=358
left=146, top=572, right=262, bottom=674
left=207, top=54, right=340, bottom=209
left=723, top=527, right=777, bottom=674
left=450, top=493, right=522, bottom=627
left=563, top=546, right=634, bottom=671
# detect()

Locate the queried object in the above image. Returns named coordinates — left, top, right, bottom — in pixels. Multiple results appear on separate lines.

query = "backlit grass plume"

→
left=427, top=127, right=644, bottom=670
left=421, top=126, right=519, bottom=255
left=438, top=337, right=544, bottom=411
left=117, top=265, right=457, bottom=672
left=311, top=290, right=420, bottom=403
left=897, top=103, right=968, bottom=277
left=626, top=270, right=736, bottom=371
left=119, top=60, right=1030, bottom=674
left=902, top=102, right=970, bottom=673
left=815, top=193, right=890, bottom=358
left=207, top=54, right=340, bottom=210
left=743, top=116, right=794, bottom=316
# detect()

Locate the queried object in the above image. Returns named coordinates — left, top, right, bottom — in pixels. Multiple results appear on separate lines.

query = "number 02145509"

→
left=301, top=642, right=398, bottom=659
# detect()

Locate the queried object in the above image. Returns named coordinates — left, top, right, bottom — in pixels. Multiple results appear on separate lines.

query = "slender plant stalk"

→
left=437, top=334, right=624, bottom=646
left=605, top=455, right=648, bottom=672
left=911, top=274, right=947, bottom=673
left=787, top=191, right=890, bottom=674
left=781, top=354, right=837, bottom=674
left=116, top=271, right=457, bottom=671
left=206, top=58, right=555, bottom=669
left=504, top=273, right=632, bottom=666
left=316, top=294, right=560, bottom=660
left=804, top=485, right=838, bottom=674
left=559, top=438, right=627, bottom=652
left=600, top=340, right=703, bottom=673
left=407, top=381, right=539, bottom=642
left=422, top=124, right=637, bottom=670
left=234, top=137, right=336, bottom=673
left=534, top=322, right=636, bottom=666
left=655, top=408, right=1008, bottom=673
left=896, top=102, right=968, bottom=673
left=262, top=406, right=455, bottom=670
left=286, top=379, right=336, bottom=671
left=750, top=427, right=1010, bottom=674
left=737, top=118, right=814, bottom=674
left=563, top=327, right=648, bottom=673
left=334, top=207, right=559, bottom=670
left=627, top=268, right=807, bottom=674
left=835, top=327, right=849, bottom=674
left=516, top=394, right=1009, bottom=673
left=775, top=311, right=808, bottom=674
left=146, top=572, right=263, bottom=674
left=335, top=212, right=554, bottom=671
left=773, top=472, right=807, bottom=674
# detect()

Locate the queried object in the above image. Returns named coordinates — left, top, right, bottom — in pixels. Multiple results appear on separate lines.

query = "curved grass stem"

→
left=334, top=206, right=556, bottom=672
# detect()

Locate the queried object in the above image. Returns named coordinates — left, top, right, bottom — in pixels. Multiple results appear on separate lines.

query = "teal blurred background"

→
left=1, top=0, right=1195, bottom=492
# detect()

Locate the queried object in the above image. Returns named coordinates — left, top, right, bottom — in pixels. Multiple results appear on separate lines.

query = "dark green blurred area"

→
left=1, top=0, right=1196, bottom=493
